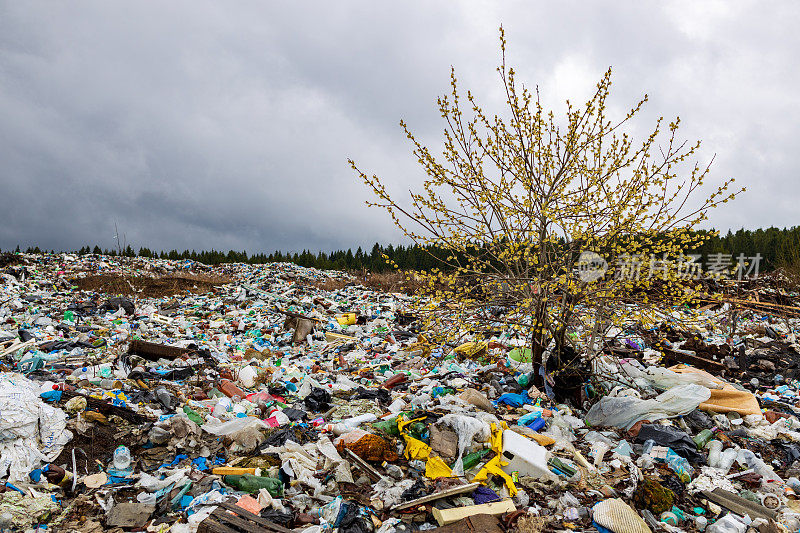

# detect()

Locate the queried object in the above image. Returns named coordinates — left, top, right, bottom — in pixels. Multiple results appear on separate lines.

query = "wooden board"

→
left=432, top=499, right=516, bottom=526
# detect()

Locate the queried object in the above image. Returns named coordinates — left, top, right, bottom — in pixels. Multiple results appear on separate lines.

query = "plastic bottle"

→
left=717, top=448, right=737, bottom=474
left=738, top=449, right=784, bottom=492
left=382, top=373, right=407, bottom=389
left=113, top=445, right=132, bottom=470
left=518, top=411, right=544, bottom=427
left=694, top=429, right=715, bottom=449
left=183, top=406, right=204, bottom=425
left=527, top=417, right=546, bottom=432
left=213, top=397, right=232, bottom=418
left=222, top=474, right=283, bottom=497
left=71, top=366, right=89, bottom=379
left=340, top=413, right=378, bottom=428
left=706, top=440, right=722, bottom=468
left=461, top=448, right=491, bottom=470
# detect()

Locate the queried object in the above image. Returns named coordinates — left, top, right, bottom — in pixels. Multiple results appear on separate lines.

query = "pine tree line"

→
left=6, top=226, right=800, bottom=273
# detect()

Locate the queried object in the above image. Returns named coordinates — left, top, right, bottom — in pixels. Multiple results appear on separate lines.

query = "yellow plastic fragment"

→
left=453, top=341, right=488, bottom=358
left=471, top=422, right=518, bottom=496
left=425, top=456, right=453, bottom=479
left=403, top=435, right=431, bottom=460
left=473, top=456, right=517, bottom=497
left=396, top=414, right=426, bottom=433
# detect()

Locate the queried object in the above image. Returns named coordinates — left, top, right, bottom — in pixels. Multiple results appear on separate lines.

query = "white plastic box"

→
left=500, top=430, right=556, bottom=480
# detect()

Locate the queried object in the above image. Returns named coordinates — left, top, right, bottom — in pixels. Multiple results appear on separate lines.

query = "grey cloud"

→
left=0, top=1, right=797, bottom=253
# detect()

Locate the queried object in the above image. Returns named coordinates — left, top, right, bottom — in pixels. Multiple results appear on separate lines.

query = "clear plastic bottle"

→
left=738, top=449, right=783, bottom=492
left=213, top=397, right=232, bottom=418
left=717, top=448, right=738, bottom=474
left=706, top=440, right=722, bottom=468
left=113, top=445, right=131, bottom=470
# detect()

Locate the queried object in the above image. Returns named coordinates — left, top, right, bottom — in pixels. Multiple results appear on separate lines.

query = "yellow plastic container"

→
left=336, top=313, right=357, bottom=326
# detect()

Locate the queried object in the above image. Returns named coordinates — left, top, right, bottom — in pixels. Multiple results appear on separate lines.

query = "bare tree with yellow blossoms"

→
left=349, top=27, right=743, bottom=387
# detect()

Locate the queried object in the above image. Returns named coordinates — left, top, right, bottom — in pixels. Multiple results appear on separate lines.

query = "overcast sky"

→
left=1, top=1, right=797, bottom=254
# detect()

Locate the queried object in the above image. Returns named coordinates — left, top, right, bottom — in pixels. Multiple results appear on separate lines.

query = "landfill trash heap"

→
left=3, top=252, right=800, bottom=532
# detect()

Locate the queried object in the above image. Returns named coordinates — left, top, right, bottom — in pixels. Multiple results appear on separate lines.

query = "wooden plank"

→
left=344, top=448, right=384, bottom=483
left=701, top=488, right=777, bottom=521
left=209, top=508, right=271, bottom=533
left=431, top=499, right=516, bottom=526
left=216, top=501, right=294, bottom=533
left=393, top=482, right=481, bottom=511
left=0, top=339, right=34, bottom=358
left=197, top=517, right=240, bottom=533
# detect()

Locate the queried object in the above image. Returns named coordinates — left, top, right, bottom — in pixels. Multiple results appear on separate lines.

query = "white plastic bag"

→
left=585, top=383, right=711, bottom=430
left=619, top=360, right=723, bottom=390
left=0, top=372, right=72, bottom=481
left=202, top=416, right=268, bottom=436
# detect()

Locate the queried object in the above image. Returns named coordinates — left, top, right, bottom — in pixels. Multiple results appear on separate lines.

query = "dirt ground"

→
left=71, top=273, right=231, bottom=298
left=54, top=421, right=119, bottom=473
left=309, top=271, right=424, bottom=295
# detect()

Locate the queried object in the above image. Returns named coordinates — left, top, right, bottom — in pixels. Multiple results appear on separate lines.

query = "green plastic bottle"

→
left=693, top=429, right=714, bottom=449
left=223, top=474, right=283, bottom=497
left=371, top=411, right=413, bottom=436
left=183, top=406, right=204, bottom=426
left=372, top=418, right=400, bottom=435
left=460, top=448, right=491, bottom=470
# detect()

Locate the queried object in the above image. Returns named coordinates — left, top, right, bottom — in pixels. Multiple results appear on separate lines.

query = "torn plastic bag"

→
left=585, top=383, right=711, bottom=430
left=354, top=386, right=390, bottom=403
left=620, top=360, right=723, bottom=391
left=202, top=416, right=269, bottom=436
left=338, top=502, right=372, bottom=533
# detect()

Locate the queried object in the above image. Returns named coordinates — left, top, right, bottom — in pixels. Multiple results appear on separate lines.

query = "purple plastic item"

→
left=472, top=485, right=501, bottom=504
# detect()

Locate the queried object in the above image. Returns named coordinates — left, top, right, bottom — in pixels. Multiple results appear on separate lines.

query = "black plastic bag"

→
left=354, top=386, right=390, bottom=403
left=304, top=387, right=331, bottom=412
left=338, top=502, right=371, bottom=533
left=636, top=424, right=705, bottom=464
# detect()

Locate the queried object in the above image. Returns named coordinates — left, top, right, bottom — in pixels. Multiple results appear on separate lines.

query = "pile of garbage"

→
left=3, top=252, right=800, bottom=532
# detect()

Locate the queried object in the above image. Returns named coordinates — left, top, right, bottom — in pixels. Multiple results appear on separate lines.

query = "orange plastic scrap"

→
left=472, top=422, right=518, bottom=496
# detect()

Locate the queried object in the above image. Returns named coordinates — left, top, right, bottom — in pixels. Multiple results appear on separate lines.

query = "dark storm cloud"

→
left=0, top=1, right=797, bottom=253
